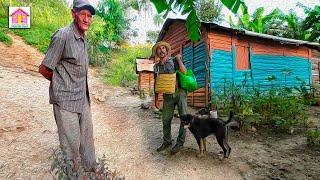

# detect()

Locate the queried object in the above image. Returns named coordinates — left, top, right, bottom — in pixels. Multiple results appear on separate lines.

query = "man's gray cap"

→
left=73, top=0, right=95, bottom=15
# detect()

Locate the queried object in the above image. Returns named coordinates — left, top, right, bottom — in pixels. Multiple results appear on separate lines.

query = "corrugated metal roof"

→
left=157, top=18, right=320, bottom=49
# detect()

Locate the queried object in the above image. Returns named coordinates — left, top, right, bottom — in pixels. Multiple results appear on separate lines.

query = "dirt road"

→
left=0, top=34, right=319, bottom=180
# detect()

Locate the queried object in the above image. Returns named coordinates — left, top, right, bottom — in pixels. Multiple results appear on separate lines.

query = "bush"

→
left=103, top=43, right=152, bottom=87
left=305, top=129, right=320, bottom=147
left=0, top=0, right=71, bottom=52
left=0, top=15, right=12, bottom=46
left=50, top=147, right=124, bottom=180
left=211, top=77, right=310, bottom=133
left=0, top=30, right=12, bottom=46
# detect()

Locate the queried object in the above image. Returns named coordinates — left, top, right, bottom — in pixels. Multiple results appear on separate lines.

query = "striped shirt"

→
left=42, top=22, right=90, bottom=113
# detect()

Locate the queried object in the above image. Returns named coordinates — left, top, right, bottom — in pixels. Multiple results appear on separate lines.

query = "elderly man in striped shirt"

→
left=39, top=0, right=96, bottom=173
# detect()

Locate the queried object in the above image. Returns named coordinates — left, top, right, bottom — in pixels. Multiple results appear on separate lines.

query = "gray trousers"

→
left=53, top=99, right=96, bottom=170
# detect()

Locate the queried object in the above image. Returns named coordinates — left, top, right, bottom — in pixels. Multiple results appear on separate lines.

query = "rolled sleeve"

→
left=42, top=30, right=66, bottom=70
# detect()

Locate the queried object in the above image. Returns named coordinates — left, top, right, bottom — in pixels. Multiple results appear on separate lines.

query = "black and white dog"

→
left=180, top=109, right=237, bottom=158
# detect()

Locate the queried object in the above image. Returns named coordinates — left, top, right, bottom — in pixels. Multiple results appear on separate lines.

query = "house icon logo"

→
left=9, top=7, right=30, bottom=28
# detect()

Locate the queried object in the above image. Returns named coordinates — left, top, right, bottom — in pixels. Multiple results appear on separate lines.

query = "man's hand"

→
left=175, top=54, right=182, bottom=61
left=38, top=64, right=53, bottom=81
left=175, top=54, right=186, bottom=74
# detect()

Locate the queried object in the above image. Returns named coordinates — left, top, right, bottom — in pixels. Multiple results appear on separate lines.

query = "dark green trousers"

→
left=162, top=88, right=188, bottom=145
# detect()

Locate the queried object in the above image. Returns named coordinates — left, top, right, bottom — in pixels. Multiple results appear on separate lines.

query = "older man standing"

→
left=39, top=0, right=96, bottom=172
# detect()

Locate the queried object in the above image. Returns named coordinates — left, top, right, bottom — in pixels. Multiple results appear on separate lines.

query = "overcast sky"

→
left=68, top=0, right=320, bottom=43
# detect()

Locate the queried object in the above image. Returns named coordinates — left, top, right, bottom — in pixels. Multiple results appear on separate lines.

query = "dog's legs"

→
left=224, top=127, right=231, bottom=158
left=197, top=138, right=205, bottom=158
left=223, top=138, right=231, bottom=158
left=195, top=136, right=201, bottom=150
left=216, top=135, right=227, bottom=158
left=203, top=138, right=207, bottom=151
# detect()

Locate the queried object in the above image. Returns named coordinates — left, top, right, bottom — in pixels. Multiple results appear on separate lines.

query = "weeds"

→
left=103, top=43, right=152, bottom=87
left=305, top=129, right=320, bottom=147
left=211, top=75, right=311, bottom=133
left=0, top=30, right=12, bottom=46
left=50, top=147, right=124, bottom=180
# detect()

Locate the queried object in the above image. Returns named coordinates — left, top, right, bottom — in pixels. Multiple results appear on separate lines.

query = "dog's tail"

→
left=224, top=111, right=238, bottom=127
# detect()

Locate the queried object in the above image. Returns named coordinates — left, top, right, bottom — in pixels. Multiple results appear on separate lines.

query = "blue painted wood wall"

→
left=210, top=48, right=312, bottom=93
left=182, top=42, right=207, bottom=88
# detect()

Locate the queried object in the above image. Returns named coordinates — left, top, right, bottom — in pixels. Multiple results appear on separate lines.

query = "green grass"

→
left=0, top=17, right=11, bottom=46
left=104, top=44, right=152, bottom=87
left=0, top=30, right=12, bottom=46
left=0, top=0, right=71, bottom=52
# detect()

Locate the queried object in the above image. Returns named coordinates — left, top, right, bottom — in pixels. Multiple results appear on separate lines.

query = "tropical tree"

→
left=96, top=0, right=130, bottom=46
left=195, top=0, right=223, bottom=23
left=153, top=13, right=164, bottom=27
left=282, top=10, right=305, bottom=40
left=301, top=5, right=320, bottom=42
left=230, top=7, right=285, bottom=35
left=146, top=30, right=160, bottom=43
left=150, top=0, right=247, bottom=41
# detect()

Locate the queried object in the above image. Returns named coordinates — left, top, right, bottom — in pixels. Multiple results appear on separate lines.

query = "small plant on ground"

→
left=211, top=74, right=311, bottom=133
left=305, top=129, right=320, bottom=147
left=50, top=147, right=124, bottom=180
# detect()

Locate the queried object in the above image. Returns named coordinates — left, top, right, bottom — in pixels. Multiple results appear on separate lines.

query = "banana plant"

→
left=150, top=0, right=247, bottom=42
left=231, top=6, right=286, bottom=35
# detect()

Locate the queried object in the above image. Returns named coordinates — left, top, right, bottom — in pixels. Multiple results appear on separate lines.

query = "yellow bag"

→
left=155, top=73, right=176, bottom=94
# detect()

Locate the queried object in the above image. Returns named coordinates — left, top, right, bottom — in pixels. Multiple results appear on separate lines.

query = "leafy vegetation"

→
left=229, top=4, right=320, bottom=43
left=0, top=0, right=71, bottom=52
left=211, top=76, right=313, bottom=133
left=96, top=0, right=129, bottom=47
left=146, top=30, right=159, bottom=43
left=0, top=30, right=12, bottom=46
left=50, top=147, right=123, bottom=179
left=305, top=129, right=320, bottom=147
left=195, top=0, right=223, bottom=23
left=150, top=0, right=247, bottom=41
left=103, top=43, right=152, bottom=87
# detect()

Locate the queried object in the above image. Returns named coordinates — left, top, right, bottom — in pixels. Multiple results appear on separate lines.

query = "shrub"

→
left=211, top=77, right=310, bottom=133
left=0, top=0, right=71, bottom=52
left=0, top=31, right=12, bottom=46
left=50, top=147, right=124, bottom=180
left=305, top=129, right=320, bottom=147
left=103, top=43, right=152, bottom=87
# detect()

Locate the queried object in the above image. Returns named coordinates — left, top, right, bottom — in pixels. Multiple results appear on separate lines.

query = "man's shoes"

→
left=171, top=144, right=183, bottom=154
left=156, top=142, right=172, bottom=152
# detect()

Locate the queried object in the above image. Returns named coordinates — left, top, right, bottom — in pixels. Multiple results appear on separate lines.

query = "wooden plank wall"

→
left=139, top=72, right=154, bottom=94
left=208, top=30, right=314, bottom=93
left=163, top=21, right=189, bottom=55
left=311, top=49, right=320, bottom=85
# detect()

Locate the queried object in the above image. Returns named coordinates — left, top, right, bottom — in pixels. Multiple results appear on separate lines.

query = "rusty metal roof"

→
left=157, top=18, right=320, bottom=49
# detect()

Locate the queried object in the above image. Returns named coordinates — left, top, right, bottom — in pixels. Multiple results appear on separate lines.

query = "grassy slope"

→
left=0, top=0, right=71, bottom=52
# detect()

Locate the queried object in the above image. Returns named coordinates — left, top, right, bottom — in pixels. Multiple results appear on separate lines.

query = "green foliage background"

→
left=0, top=0, right=71, bottom=52
left=0, top=0, right=150, bottom=87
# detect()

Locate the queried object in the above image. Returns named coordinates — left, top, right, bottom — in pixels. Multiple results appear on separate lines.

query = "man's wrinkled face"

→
left=156, top=45, right=168, bottom=58
left=72, top=9, right=92, bottom=33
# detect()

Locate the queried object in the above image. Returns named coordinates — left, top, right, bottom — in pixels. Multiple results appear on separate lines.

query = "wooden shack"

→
left=155, top=18, right=320, bottom=109
left=136, top=58, right=155, bottom=96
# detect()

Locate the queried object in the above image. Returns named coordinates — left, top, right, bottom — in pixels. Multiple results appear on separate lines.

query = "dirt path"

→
left=0, top=35, right=320, bottom=180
